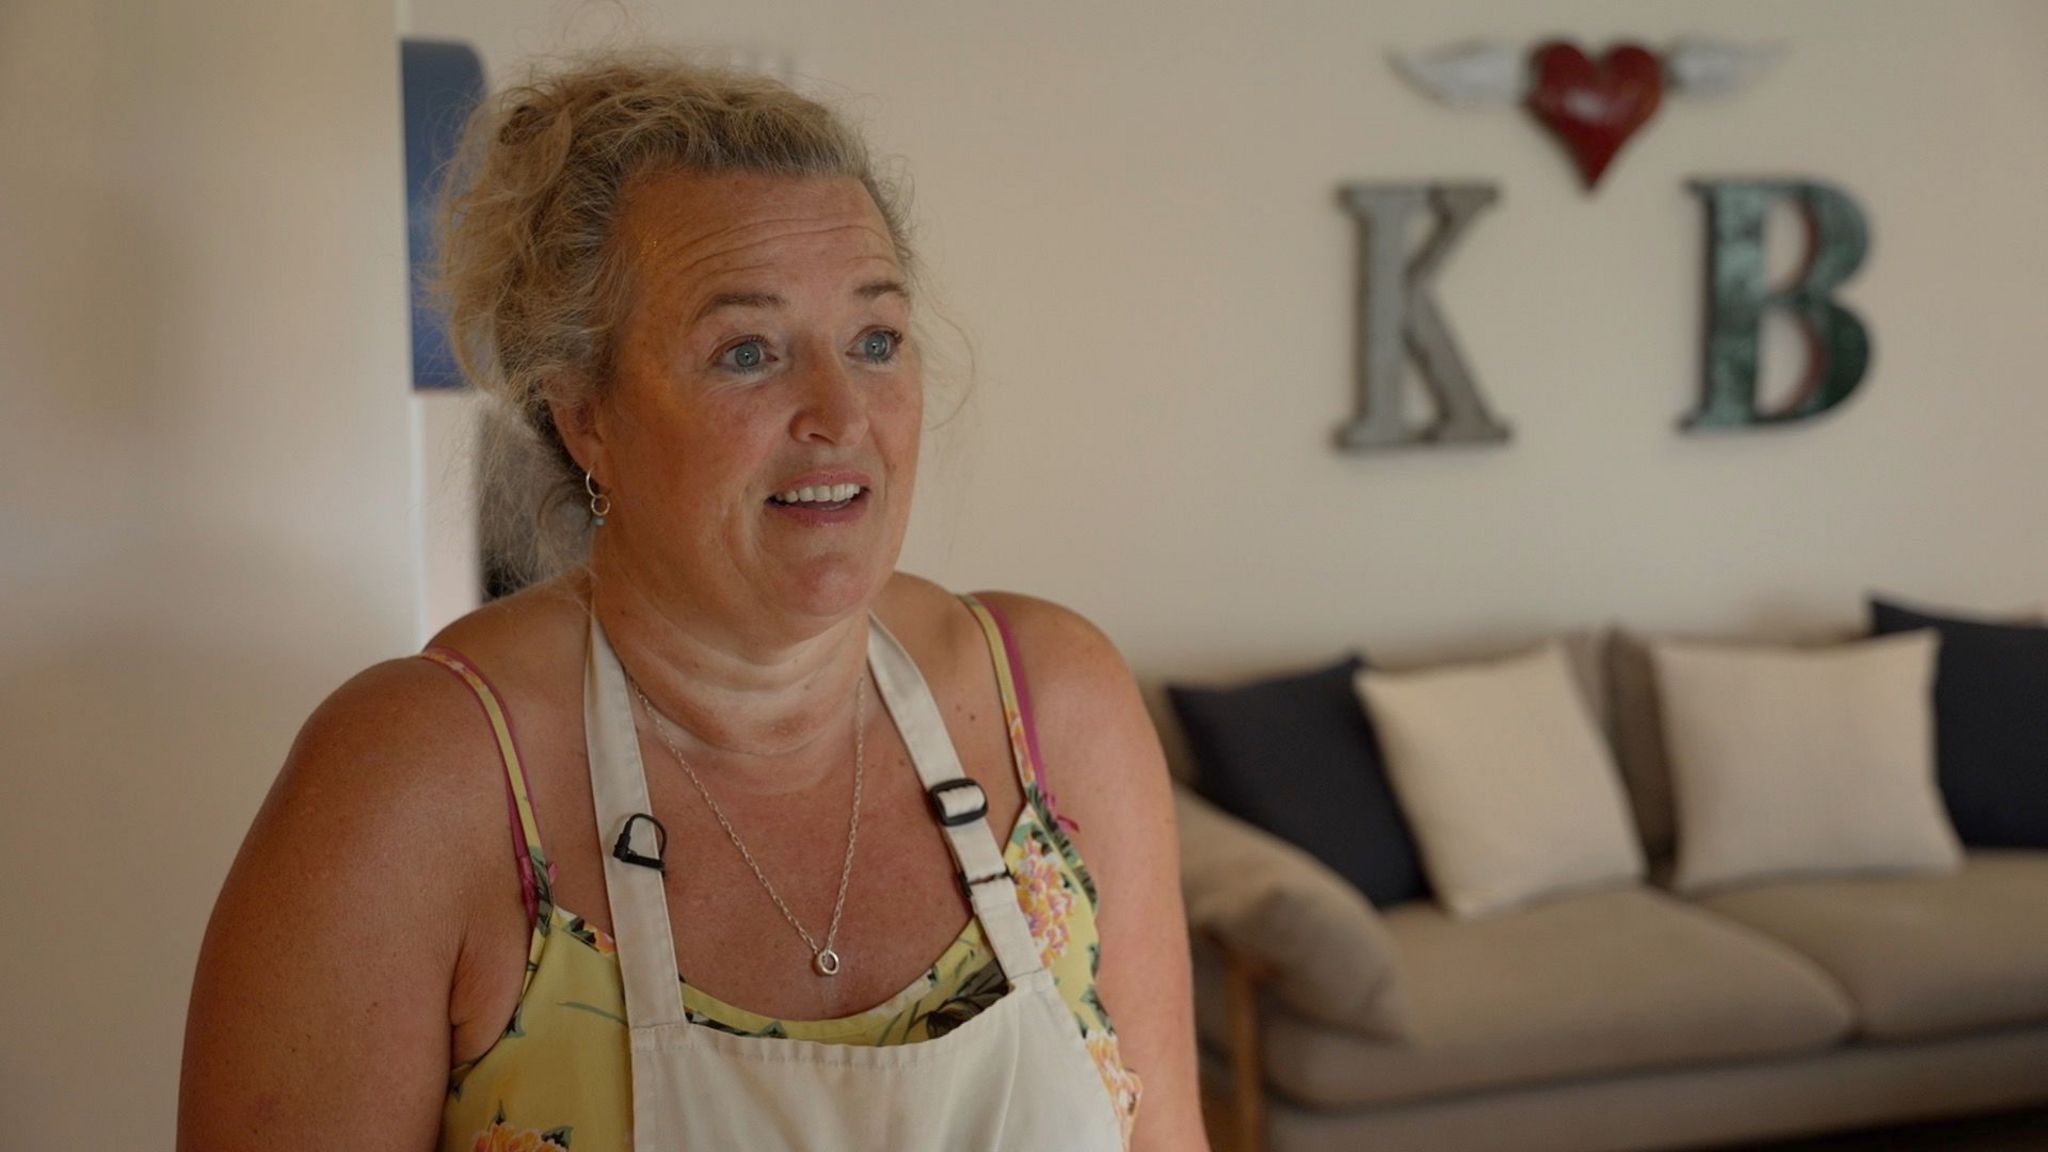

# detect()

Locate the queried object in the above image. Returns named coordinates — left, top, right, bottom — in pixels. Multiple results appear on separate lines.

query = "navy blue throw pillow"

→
left=1168, top=656, right=1428, bottom=908
left=1870, top=597, right=2048, bottom=847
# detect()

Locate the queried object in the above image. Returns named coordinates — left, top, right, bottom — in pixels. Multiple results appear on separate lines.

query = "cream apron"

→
left=585, top=611, right=1129, bottom=1151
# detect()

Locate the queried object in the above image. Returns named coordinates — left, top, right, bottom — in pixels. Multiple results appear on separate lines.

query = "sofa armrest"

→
left=1175, top=784, right=1413, bottom=1040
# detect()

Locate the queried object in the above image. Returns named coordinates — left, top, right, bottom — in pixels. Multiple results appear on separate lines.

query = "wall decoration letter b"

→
left=1687, top=180, right=1872, bottom=431
left=1336, top=183, right=1512, bottom=450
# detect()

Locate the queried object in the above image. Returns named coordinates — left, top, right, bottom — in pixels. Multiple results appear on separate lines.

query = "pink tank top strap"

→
left=958, top=594, right=1081, bottom=835
left=419, top=645, right=557, bottom=930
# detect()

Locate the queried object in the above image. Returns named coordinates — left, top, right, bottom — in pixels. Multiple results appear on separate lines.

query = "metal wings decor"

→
left=1391, top=37, right=1785, bottom=190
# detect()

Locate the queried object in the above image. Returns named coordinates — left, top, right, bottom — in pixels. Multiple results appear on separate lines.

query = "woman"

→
left=178, top=54, right=1205, bottom=1151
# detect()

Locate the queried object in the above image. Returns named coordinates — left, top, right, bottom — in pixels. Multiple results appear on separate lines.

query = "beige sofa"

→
left=1163, top=631, right=2048, bottom=1152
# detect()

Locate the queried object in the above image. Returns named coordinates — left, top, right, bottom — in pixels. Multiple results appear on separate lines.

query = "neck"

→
left=574, top=568, right=874, bottom=797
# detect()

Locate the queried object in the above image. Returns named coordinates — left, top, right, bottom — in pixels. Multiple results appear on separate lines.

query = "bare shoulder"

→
left=226, top=654, right=510, bottom=958
left=873, top=576, right=1124, bottom=703
left=282, top=655, right=507, bottom=828
left=425, top=571, right=590, bottom=680
left=965, top=591, right=1164, bottom=813
left=967, top=590, right=1139, bottom=717
left=179, top=655, right=506, bottom=1147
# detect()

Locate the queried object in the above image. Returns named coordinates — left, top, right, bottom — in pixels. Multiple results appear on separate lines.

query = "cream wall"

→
left=413, top=0, right=2048, bottom=676
left=3, top=0, right=2044, bottom=1146
left=0, top=0, right=414, bottom=1146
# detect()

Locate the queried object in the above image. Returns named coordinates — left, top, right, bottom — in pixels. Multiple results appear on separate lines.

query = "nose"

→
left=789, top=350, right=869, bottom=447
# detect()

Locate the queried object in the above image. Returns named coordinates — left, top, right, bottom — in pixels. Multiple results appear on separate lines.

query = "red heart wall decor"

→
left=1526, top=41, right=1664, bottom=190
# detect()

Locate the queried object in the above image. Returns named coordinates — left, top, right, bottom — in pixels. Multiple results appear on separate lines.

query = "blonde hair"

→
left=434, top=52, right=913, bottom=588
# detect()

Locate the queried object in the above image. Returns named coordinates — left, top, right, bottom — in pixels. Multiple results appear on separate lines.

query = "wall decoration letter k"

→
left=1336, top=183, right=1511, bottom=451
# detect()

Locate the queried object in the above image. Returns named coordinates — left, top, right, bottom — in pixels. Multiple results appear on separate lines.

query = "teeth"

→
left=772, top=483, right=864, bottom=505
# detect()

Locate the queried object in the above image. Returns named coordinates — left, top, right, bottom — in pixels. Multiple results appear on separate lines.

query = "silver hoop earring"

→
left=585, top=470, right=612, bottom=526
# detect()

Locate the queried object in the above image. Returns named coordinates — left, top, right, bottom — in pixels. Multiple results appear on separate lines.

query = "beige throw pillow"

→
left=1356, top=642, right=1645, bottom=919
left=1651, top=630, right=1962, bottom=893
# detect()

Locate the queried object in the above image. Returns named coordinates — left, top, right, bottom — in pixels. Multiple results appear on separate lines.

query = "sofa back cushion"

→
left=1168, top=655, right=1429, bottom=908
left=1871, top=597, right=2048, bottom=848
left=1652, top=630, right=1963, bottom=892
left=1357, top=641, right=1645, bottom=918
left=1608, top=624, right=1863, bottom=863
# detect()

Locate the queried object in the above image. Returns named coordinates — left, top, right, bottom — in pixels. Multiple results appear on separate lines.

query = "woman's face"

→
left=570, top=171, right=921, bottom=635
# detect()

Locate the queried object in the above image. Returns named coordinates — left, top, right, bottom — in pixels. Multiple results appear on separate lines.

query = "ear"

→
left=545, top=385, right=609, bottom=484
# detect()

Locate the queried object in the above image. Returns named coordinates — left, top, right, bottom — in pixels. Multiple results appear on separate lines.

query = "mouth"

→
left=765, top=482, right=869, bottom=516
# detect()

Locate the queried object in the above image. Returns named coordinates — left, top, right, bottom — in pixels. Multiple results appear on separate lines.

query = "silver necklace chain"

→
left=627, top=672, right=867, bottom=978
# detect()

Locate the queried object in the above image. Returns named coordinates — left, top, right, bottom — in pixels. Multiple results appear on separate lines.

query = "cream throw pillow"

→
left=1651, top=630, right=1962, bottom=894
left=1356, top=642, right=1645, bottom=919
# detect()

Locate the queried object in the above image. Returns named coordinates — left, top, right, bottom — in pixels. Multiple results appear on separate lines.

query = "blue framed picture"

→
left=401, top=38, right=486, bottom=391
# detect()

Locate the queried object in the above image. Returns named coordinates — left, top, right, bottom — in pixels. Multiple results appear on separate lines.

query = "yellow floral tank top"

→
left=421, top=595, right=1143, bottom=1151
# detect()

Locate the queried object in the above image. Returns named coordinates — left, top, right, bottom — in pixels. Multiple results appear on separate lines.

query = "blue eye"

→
left=718, top=338, right=772, bottom=372
left=858, top=329, right=900, bottom=363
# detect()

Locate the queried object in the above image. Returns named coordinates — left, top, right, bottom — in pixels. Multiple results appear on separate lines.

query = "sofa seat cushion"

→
left=1699, top=850, right=2048, bottom=1041
left=1258, top=887, right=1853, bottom=1109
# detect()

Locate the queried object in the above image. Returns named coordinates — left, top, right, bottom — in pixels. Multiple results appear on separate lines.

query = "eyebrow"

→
left=856, top=279, right=910, bottom=302
left=693, top=291, right=783, bottom=324
left=689, top=280, right=909, bottom=325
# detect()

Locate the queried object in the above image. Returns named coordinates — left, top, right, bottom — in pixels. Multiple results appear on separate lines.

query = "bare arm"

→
left=979, top=593, right=1211, bottom=1152
left=178, top=659, right=490, bottom=1150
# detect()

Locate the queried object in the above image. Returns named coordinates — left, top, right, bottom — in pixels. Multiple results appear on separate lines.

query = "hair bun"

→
left=498, top=100, right=552, bottom=146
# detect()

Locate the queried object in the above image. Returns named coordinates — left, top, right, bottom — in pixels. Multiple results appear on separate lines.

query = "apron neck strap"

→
left=867, top=618, right=1044, bottom=981
left=586, top=608, right=690, bottom=1028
